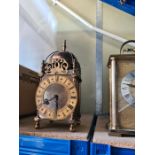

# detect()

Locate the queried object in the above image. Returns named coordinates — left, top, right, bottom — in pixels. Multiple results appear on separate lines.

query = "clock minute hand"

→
left=126, top=83, right=135, bottom=88
left=123, top=82, right=135, bottom=88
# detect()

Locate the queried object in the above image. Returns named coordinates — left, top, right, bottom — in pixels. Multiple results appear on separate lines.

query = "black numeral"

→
left=68, top=104, right=73, bottom=110
left=71, top=96, right=77, bottom=99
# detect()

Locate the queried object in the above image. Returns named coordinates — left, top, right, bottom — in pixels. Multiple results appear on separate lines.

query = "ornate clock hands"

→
left=44, top=95, right=58, bottom=105
left=44, top=95, right=58, bottom=111
left=44, top=94, right=59, bottom=116
left=54, top=95, right=59, bottom=116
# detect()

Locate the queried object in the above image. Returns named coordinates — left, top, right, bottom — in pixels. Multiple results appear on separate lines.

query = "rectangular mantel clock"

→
left=108, top=54, right=135, bottom=135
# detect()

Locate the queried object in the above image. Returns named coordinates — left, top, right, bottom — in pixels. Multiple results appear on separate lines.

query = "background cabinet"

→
left=100, top=0, right=135, bottom=16
left=19, top=135, right=135, bottom=155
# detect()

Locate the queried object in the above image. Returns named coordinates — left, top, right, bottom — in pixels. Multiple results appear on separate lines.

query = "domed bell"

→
left=41, top=40, right=81, bottom=82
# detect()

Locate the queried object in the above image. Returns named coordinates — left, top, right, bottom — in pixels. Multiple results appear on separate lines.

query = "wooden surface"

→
left=19, top=114, right=92, bottom=141
left=93, top=116, right=135, bottom=149
left=19, top=115, right=135, bottom=149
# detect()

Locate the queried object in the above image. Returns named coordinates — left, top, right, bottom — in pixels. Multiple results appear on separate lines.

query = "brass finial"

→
left=63, top=40, right=66, bottom=52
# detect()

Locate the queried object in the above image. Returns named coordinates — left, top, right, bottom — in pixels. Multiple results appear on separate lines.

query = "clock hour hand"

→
left=54, top=95, right=59, bottom=115
left=44, top=95, right=59, bottom=116
left=44, top=95, right=59, bottom=106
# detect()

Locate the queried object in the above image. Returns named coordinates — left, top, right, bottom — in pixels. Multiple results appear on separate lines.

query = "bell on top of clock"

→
left=34, top=40, right=82, bottom=132
left=108, top=40, right=135, bottom=136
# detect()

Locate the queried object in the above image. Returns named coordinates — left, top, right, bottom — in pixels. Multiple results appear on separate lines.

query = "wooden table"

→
left=19, top=114, right=135, bottom=149
left=93, top=116, right=135, bottom=149
left=19, top=114, right=92, bottom=141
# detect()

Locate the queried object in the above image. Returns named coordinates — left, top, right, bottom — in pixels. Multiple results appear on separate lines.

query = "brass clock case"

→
left=108, top=54, right=135, bottom=134
left=34, top=45, right=81, bottom=132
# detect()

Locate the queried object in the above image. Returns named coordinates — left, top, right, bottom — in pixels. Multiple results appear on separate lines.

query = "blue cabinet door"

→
left=100, top=0, right=135, bottom=16
left=19, top=135, right=135, bottom=155
left=19, top=135, right=89, bottom=155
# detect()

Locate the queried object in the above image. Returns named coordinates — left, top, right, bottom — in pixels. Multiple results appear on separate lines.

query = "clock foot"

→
left=35, top=122, right=40, bottom=129
left=34, top=116, right=40, bottom=129
left=69, top=123, right=76, bottom=132
left=72, top=106, right=81, bottom=126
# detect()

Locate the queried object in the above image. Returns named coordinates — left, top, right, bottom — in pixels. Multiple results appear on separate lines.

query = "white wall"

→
left=19, top=0, right=135, bottom=114
left=19, top=0, right=57, bottom=71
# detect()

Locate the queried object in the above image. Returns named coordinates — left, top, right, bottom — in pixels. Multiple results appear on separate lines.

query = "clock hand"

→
left=54, top=95, right=59, bottom=115
left=123, top=83, right=135, bottom=88
left=44, top=95, right=59, bottom=105
left=44, top=99, right=49, bottom=105
left=45, top=95, right=59, bottom=117
left=126, top=83, right=135, bottom=88
left=118, top=101, right=135, bottom=112
left=48, top=96, right=57, bottom=101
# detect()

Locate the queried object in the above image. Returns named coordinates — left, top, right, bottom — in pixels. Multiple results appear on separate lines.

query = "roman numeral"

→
left=48, top=112, right=51, bottom=117
left=36, top=95, right=42, bottom=98
left=69, top=86, right=74, bottom=90
left=67, top=104, right=73, bottom=110
left=39, top=85, right=44, bottom=89
left=47, top=78, right=51, bottom=84
left=71, top=96, right=77, bottom=99
left=62, top=112, right=66, bottom=117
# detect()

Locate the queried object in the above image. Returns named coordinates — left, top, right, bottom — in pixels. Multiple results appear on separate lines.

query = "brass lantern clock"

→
left=34, top=41, right=82, bottom=132
left=108, top=40, right=135, bottom=135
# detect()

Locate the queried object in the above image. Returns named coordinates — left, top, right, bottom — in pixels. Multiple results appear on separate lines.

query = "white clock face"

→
left=121, top=71, right=135, bottom=107
left=35, top=75, right=78, bottom=120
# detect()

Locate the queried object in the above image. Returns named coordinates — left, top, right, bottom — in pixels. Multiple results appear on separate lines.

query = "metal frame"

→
left=111, top=57, right=117, bottom=130
left=96, top=0, right=103, bottom=115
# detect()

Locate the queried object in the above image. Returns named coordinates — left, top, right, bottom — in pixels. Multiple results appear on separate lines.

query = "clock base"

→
left=109, top=129, right=135, bottom=137
left=34, top=113, right=81, bottom=132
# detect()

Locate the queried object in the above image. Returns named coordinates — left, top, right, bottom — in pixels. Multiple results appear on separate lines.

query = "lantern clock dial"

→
left=36, top=75, right=78, bottom=120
